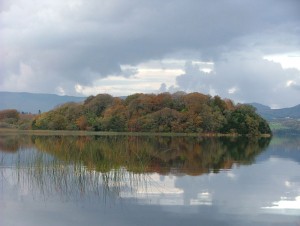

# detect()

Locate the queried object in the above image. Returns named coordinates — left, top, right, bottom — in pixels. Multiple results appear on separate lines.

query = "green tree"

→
left=84, top=94, right=114, bottom=116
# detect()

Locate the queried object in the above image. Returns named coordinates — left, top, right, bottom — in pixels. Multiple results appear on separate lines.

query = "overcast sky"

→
left=1, top=0, right=300, bottom=108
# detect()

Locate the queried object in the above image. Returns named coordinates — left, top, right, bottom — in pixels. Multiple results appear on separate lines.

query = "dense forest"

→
left=27, top=92, right=271, bottom=136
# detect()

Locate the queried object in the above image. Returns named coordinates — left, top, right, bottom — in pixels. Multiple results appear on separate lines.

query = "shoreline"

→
left=0, top=128, right=272, bottom=137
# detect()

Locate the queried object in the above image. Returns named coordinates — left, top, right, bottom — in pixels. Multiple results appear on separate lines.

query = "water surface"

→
left=0, top=134, right=299, bottom=225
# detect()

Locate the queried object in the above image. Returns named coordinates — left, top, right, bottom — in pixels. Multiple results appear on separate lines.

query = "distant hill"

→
left=250, top=103, right=300, bottom=120
left=0, top=92, right=85, bottom=113
left=250, top=102, right=300, bottom=134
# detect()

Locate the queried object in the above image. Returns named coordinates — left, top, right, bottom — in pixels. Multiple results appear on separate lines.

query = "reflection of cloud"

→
left=190, top=192, right=212, bottom=206
left=120, top=173, right=213, bottom=207
left=120, top=173, right=184, bottom=205
left=269, top=196, right=300, bottom=209
left=262, top=196, right=300, bottom=216
left=261, top=174, right=300, bottom=215
left=226, top=171, right=236, bottom=180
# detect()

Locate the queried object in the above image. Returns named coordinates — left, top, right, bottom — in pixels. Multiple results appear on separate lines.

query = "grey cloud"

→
left=175, top=53, right=300, bottom=107
left=0, top=0, right=300, bottom=95
left=176, top=62, right=212, bottom=94
left=159, top=83, right=167, bottom=93
left=290, top=82, right=300, bottom=91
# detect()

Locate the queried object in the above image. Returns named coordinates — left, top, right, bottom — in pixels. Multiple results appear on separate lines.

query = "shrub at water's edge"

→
left=30, top=92, right=271, bottom=136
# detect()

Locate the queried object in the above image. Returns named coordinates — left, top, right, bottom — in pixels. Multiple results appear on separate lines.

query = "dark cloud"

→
left=0, top=0, right=300, bottom=104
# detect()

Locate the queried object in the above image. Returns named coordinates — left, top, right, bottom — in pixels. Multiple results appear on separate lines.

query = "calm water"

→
left=0, top=134, right=299, bottom=226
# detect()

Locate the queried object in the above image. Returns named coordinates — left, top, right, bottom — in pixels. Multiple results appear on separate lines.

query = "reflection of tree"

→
left=0, top=135, right=33, bottom=152
left=32, top=135, right=270, bottom=176
left=0, top=134, right=270, bottom=202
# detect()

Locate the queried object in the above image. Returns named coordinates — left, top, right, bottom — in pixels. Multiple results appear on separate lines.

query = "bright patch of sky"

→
left=74, top=60, right=210, bottom=96
left=263, top=53, right=300, bottom=70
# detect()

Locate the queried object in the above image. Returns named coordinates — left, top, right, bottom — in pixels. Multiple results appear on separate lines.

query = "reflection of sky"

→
left=118, top=157, right=300, bottom=217
left=1, top=136, right=300, bottom=226
left=120, top=173, right=213, bottom=208
left=177, top=158, right=300, bottom=215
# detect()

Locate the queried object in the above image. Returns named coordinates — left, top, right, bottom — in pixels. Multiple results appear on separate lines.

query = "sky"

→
left=0, top=0, right=300, bottom=108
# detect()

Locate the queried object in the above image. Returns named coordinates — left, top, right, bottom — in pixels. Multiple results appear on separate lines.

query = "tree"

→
left=221, top=104, right=270, bottom=136
left=84, top=94, right=114, bottom=116
left=0, top=109, right=19, bottom=121
left=99, top=98, right=127, bottom=131
left=76, top=116, right=88, bottom=130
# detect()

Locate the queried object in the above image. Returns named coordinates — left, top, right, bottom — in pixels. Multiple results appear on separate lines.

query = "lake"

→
left=0, top=133, right=299, bottom=226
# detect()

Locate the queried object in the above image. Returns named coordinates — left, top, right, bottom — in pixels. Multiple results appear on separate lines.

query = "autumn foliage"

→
left=32, top=92, right=271, bottom=136
left=0, top=109, right=35, bottom=129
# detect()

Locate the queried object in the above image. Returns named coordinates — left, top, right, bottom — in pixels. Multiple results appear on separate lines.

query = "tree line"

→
left=30, top=92, right=271, bottom=136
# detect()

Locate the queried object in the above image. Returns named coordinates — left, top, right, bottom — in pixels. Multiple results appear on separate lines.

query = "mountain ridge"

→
left=249, top=102, right=300, bottom=120
left=0, top=91, right=85, bottom=113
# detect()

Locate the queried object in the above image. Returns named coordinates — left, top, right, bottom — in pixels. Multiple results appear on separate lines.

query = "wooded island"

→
left=0, top=92, right=271, bottom=136
left=27, top=92, right=270, bottom=136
